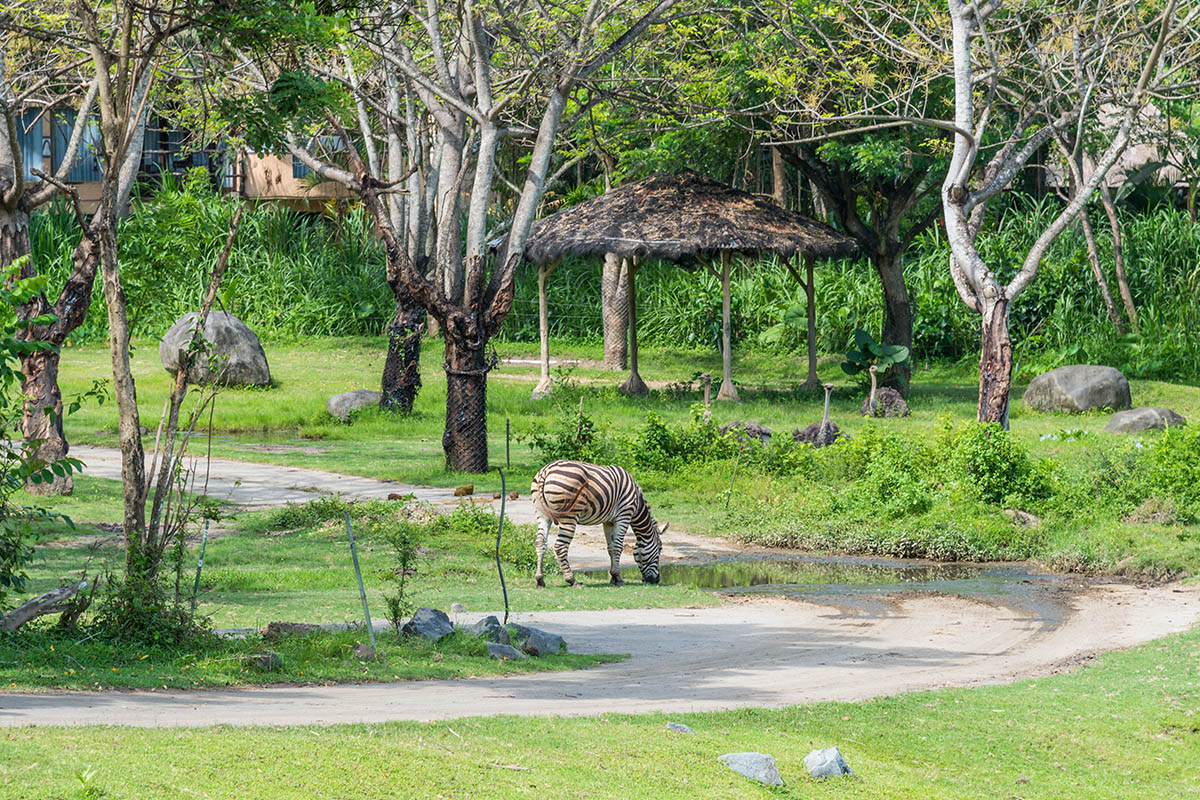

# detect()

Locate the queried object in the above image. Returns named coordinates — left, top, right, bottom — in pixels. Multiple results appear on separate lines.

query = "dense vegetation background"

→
left=29, top=171, right=1200, bottom=383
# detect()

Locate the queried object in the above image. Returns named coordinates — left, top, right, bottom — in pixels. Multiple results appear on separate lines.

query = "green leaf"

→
left=758, top=323, right=786, bottom=345
left=853, top=328, right=875, bottom=350
left=782, top=304, right=807, bottom=328
left=841, top=361, right=864, bottom=375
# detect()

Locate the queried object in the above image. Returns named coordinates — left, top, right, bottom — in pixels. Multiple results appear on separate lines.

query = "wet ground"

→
left=588, top=554, right=1090, bottom=627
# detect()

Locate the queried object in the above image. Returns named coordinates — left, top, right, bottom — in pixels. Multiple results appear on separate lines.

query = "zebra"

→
left=530, top=460, right=667, bottom=587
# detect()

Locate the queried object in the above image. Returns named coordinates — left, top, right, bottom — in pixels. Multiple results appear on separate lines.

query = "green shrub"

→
left=952, top=422, right=1051, bottom=506
left=628, top=406, right=737, bottom=473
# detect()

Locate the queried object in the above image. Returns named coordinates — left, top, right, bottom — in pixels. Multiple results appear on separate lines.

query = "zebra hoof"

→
left=643, top=574, right=660, bottom=585
left=565, top=577, right=577, bottom=587
left=535, top=576, right=545, bottom=588
left=609, top=573, right=625, bottom=586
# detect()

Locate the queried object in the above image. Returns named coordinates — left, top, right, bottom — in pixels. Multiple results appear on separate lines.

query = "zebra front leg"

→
left=553, top=522, right=579, bottom=587
left=534, top=515, right=551, bottom=588
left=605, top=519, right=628, bottom=585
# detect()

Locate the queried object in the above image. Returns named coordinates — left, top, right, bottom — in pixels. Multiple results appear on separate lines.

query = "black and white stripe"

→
left=530, top=460, right=665, bottom=587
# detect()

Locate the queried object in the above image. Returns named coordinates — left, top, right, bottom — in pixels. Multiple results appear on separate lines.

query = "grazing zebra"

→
left=531, top=460, right=666, bottom=587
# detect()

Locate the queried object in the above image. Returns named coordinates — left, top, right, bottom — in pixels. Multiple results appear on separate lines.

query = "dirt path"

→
left=68, top=445, right=740, bottom=569
left=3, top=584, right=1195, bottom=727
left=8, top=447, right=1194, bottom=729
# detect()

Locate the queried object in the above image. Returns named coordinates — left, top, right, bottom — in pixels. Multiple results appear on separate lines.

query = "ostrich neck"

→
left=822, top=389, right=831, bottom=423
left=869, top=373, right=877, bottom=409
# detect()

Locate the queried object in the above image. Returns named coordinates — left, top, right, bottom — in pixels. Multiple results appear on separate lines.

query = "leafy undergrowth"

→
left=6, top=623, right=1199, bottom=798
left=0, top=626, right=620, bottom=692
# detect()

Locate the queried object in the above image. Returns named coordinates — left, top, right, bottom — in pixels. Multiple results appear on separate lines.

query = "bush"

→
left=628, top=406, right=737, bottom=473
left=952, top=422, right=1051, bottom=506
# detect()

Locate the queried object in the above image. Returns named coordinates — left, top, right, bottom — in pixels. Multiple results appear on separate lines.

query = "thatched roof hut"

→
left=523, top=170, right=858, bottom=265
left=521, top=171, right=858, bottom=399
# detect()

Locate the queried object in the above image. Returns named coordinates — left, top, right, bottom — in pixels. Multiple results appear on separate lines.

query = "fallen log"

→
left=1, top=581, right=88, bottom=631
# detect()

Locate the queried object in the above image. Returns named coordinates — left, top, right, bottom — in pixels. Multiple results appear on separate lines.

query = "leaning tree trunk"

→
left=601, top=253, right=629, bottom=370
left=20, top=349, right=71, bottom=494
left=380, top=290, right=423, bottom=413
left=442, top=336, right=490, bottom=473
left=1078, top=207, right=1125, bottom=334
left=1099, top=183, right=1137, bottom=332
left=533, top=261, right=559, bottom=399
left=978, top=296, right=1014, bottom=426
left=871, top=248, right=913, bottom=395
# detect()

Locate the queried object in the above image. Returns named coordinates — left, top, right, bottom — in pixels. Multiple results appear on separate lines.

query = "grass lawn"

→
left=3, top=621, right=1198, bottom=799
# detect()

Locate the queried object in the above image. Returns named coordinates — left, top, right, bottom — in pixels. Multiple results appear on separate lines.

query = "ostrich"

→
left=814, top=383, right=837, bottom=447
left=859, top=364, right=911, bottom=418
left=792, top=382, right=840, bottom=447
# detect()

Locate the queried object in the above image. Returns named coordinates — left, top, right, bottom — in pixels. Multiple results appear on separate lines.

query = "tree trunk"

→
left=717, top=251, right=739, bottom=402
left=532, top=261, right=558, bottom=399
left=871, top=248, right=913, bottom=394
left=619, top=262, right=648, bottom=396
left=0, top=209, right=31, bottom=268
left=20, top=348, right=72, bottom=495
left=96, top=210, right=148, bottom=575
left=601, top=252, right=629, bottom=370
left=442, top=336, right=490, bottom=473
left=803, top=254, right=819, bottom=391
left=977, top=296, right=1013, bottom=427
left=771, top=146, right=788, bottom=208
left=1078, top=207, right=1125, bottom=333
left=380, top=291, right=423, bottom=413
left=1099, top=183, right=1137, bottom=332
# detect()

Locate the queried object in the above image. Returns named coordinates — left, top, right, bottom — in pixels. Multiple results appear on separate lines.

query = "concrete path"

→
left=70, top=445, right=741, bottom=569
left=3, top=584, right=1195, bottom=727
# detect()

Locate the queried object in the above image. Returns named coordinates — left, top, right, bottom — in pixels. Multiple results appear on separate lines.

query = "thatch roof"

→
left=522, top=170, right=859, bottom=264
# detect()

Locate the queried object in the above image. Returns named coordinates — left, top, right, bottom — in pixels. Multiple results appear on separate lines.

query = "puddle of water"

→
left=589, top=555, right=1074, bottom=627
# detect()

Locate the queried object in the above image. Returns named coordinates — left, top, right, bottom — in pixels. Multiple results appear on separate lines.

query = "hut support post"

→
left=785, top=254, right=820, bottom=392
left=619, top=259, right=648, bottom=396
left=717, top=251, right=740, bottom=402
left=532, top=260, right=559, bottom=399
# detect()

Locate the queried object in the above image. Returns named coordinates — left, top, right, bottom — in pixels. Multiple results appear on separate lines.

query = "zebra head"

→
left=638, top=521, right=667, bottom=584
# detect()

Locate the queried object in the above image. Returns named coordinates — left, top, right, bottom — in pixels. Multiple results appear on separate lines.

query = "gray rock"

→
left=469, top=615, right=510, bottom=645
left=486, top=642, right=527, bottom=660
left=327, top=390, right=382, bottom=421
left=401, top=607, right=454, bottom=641
left=804, top=747, right=854, bottom=779
left=717, top=753, right=784, bottom=786
left=508, top=623, right=566, bottom=656
left=244, top=652, right=282, bottom=671
left=1023, top=365, right=1131, bottom=413
left=160, top=311, right=270, bottom=386
left=449, top=602, right=467, bottom=614
left=665, top=722, right=694, bottom=734
left=1104, top=407, right=1186, bottom=433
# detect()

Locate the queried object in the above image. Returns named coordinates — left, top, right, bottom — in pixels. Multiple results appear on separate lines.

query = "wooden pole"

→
left=532, top=260, right=559, bottom=399
left=620, top=259, right=648, bottom=395
left=717, top=251, right=740, bottom=402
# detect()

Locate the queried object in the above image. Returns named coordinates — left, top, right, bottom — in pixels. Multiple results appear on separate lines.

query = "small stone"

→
left=1104, top=407, right=1186, bottom=433
left=509, top=491, right=519, bottom=500
left=244, top=652, right=282, bottom=671
left=327, top=389, right=382, bottom=421
left=718, top=753, right=783, bottom=786
left=449, top=602, right=466, bottom=614
left=486, top=642, right=526, bottom=660
left=401, top=608, right=454, bottom=641
left=260, top=621, right=322, bottom=640
left=470, top=616, right=510, bottom=645
left=352, top=644, right=376, bottom=661
left=508, top=623, right=566, bottom=655
left=666, top=722, right=694, bottom=734
left=454, top=484, right=474, bottom=497
left=804, top=747, right=854, bottom=779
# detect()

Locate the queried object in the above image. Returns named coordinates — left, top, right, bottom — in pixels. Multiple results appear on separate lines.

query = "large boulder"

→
left=507, top=623, right=566, bottom=656
left=160, top=311, right=270, bottom=386
left=469, top=615, right=510, bottom=645
left=1023, top=365, right=1131, bottom=413
left=327, top=390, right=382, bottom=421
left=1104, top=407, right=1186, bottom=433
left=804, top=747, right=854, bottom=779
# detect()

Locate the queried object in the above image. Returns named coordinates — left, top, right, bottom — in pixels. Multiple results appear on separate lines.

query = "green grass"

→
left=0, top=627, right=618, bottom=691
left=4, top=622, right=1198, bottom=799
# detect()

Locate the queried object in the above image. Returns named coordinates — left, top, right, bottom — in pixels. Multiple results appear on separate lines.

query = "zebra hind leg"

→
left=605, top=520, right=627, bottom=586
left=534, top=515, right=551, bottom=588
left=553, top=522, right=579, bottom=587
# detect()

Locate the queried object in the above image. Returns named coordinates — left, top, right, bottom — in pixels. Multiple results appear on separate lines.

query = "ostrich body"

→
left=859, top=364, right=911, bottom=418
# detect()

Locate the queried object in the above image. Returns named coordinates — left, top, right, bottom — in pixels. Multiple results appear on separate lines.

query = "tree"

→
left=936, top=0, right=1197, bottom=423
left=242, top=0, right=681, bottom=471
